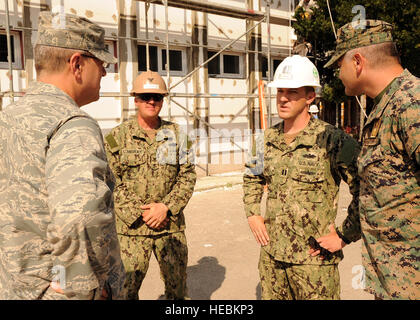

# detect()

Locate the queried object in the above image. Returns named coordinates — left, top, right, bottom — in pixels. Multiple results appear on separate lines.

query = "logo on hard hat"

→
left=144, top=77, right=159, bottom=89
left=313, top=68, right=319, bottom=78
left=279, top=65, right=293, bottom=80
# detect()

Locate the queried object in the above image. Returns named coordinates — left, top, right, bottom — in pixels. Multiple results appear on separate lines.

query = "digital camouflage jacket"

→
left=356, top=69, right=420, bottom=300
left=243, top=117, right=360, bottom=265
left=0, top=82, right=125, bottom=300
left=105, top=118, right=196, bottom=236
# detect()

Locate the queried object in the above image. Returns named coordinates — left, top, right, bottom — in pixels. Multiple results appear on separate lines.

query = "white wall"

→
left=1, top=0, right=292, bottom=164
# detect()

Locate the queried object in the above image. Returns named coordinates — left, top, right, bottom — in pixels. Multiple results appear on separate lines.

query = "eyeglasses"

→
left=81, top=54, right=109, bottom=69
left=136, top=93, right=164, bottom=102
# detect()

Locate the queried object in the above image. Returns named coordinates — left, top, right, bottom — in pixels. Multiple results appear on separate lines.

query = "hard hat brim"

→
left=130, top=89, right=169, bottom=96
left=267, top=80, right=321, bottom=88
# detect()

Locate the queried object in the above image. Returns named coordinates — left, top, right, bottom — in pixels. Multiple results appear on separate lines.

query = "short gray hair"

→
left=34, top=44, right=84, bottom=75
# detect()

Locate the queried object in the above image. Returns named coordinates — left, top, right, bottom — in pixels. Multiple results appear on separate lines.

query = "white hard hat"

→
left=268, top=55, right=321, bottom=89
left=309, top=104, right=319, bottom=113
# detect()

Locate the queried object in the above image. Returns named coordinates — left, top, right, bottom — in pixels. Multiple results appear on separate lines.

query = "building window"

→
left=262, top=56, right=282, bottom=79
left=207, top=51, right=243, bottom=78
left=138, top=44, right=186, bottom=76
left=105, top=40, right=118, bottom=73
left=223, top=54, right=239, bottom=74
left=273, top=59, right=281, bottom=73
left=162, top=49, right=183, bottom=72
left=0, top=31, right=23, bottom=69
left=138, top=44, right=158, bottom=72
left=207, top=51, right=220, bottom=75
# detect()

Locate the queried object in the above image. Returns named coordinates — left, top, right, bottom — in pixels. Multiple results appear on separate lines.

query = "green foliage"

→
left=292, top=0, right=420, bottom=104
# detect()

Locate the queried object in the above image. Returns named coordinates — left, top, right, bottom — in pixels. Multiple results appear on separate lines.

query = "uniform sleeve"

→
left=161, top=134, right=197, bottom=216
left=242, top=132, right=266, bottom=217
left=330, top=130, right=362, bottom=243
left=104, top=132, right=146, bottom=227
left=45, top=117, right=125, bottom=299
left=398, top=99, right=420, bottom=166
left=243, top=173, right=266, bottom=217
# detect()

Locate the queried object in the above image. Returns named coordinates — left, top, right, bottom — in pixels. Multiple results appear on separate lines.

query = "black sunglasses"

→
left=137, top=93, right=164, bottom=102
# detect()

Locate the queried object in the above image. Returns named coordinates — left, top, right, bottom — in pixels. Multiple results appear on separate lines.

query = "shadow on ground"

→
left=186, top=256, right=226, bottom=300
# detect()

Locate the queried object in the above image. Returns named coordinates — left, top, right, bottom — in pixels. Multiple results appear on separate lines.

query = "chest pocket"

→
left=290, top=148, right=326, bottom=205
left=290, top=150, right=325, bottom=185
left=120, top=150, right=146, bottom=166
left=156, top=142, right=178, bottom=166
left=292, top=164, right=325, bottom=182
left=120, top=149, right=146, bottom=179
left=358, top=139, right=383, bottom=175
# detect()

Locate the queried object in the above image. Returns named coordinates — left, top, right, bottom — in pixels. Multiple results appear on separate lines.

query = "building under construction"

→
left=0, top=0, right=361, bottom=175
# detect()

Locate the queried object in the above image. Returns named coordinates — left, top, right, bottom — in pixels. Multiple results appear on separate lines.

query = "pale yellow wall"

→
left=1, top=0, right=291, bottom=129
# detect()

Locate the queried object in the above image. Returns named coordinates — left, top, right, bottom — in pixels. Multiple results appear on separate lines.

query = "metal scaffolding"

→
left=0, top=0, right=295, bottom=175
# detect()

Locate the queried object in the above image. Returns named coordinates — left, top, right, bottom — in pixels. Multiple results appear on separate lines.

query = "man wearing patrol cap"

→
left=319, top=20, right=420, bottom=300
left=0, top=11, right=125, bottom=299
left=243, top=55, right=360, bottom=299
left=104, top=71, right=196, bottom=300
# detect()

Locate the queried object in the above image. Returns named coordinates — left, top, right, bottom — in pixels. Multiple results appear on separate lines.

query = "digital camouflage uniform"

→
left=105, top=118, right=196, bottom=300
left=243, top=117, right=360, bottom=300
left=0, top=11, right=124, bottom=300
left=355, top=71, right=419, bottom=299
left=326, top=20, right=420, bottom=300
left=0, top=83, right=125, bottom=300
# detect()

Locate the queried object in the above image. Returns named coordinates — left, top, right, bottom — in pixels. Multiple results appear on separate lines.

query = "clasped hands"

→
left=141, top=202, right=170, bottom=230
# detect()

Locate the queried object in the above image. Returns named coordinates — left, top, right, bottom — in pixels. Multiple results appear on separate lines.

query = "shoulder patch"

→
left=105, top=134, right=120, bottom=153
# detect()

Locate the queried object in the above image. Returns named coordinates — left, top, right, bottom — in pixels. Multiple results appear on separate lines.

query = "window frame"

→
left=104, top=40, right=118, bottom=74
left=159, top=47, right=186, bottom=76
left=137, top=43, right=187, bottom=77
left=138, top=44, right=159, bottom=73
left=262, top=56, right=283, bottom=80
left=0, top=30, right=23, bottom=70
left=207, top=50, right=244, bottom=79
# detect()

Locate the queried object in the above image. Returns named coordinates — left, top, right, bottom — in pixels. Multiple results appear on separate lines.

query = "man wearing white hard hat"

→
left=243, top=55, right=360, bottom=300
left=309, top=104, right=319, bottom=119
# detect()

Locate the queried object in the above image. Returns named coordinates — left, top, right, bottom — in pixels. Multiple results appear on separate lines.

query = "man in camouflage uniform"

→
left=105, top=71, right=196, bottom=300
left=243, top=55, right=360, bottom=300
left=0, top=12, right=125, bottom=299
left=320, top=20, right=420, bottom=300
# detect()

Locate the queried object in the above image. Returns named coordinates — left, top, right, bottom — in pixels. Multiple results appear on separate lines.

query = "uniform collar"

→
left=130, top=117, right=172, bottom=140
left=25, top=81, right=79, bottom=109
left=268, top=116, right=320, bottom=151
left=295, top=116, right=320, bottom=147
left=365, top=69, right=412, bottom=127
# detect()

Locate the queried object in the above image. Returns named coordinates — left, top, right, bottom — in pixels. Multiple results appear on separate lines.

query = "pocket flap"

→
left=291, top=166, right=325, bottom=183
left=120, top=150, right=146, bottom=166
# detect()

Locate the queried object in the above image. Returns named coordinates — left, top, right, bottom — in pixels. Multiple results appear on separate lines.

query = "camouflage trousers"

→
left=258, top=249, right=340, bottom=300
left=118, top=231, right=188, bottom=300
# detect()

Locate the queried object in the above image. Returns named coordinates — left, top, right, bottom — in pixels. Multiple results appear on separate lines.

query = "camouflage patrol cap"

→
left=36, top=11, right=117, bottom=64
left=324, top=20, right=393, bottom=68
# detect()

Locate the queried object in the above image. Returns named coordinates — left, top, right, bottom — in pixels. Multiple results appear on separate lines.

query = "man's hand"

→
left=50, top=282, right=109, bottom=299
left=309, top=224, right=347, bottom=257
left=141, top=203, right=169, bottom=230
left=247, top=215, right=269, bottom=246
left=50, top=281, right=65, bottom=294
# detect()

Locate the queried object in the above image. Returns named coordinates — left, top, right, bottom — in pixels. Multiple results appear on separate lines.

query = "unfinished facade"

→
left=0, top=0, right=299, bottom=175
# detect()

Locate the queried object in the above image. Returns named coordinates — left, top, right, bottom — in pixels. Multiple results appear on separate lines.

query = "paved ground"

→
left=138, top=173, right=374, bottom=300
